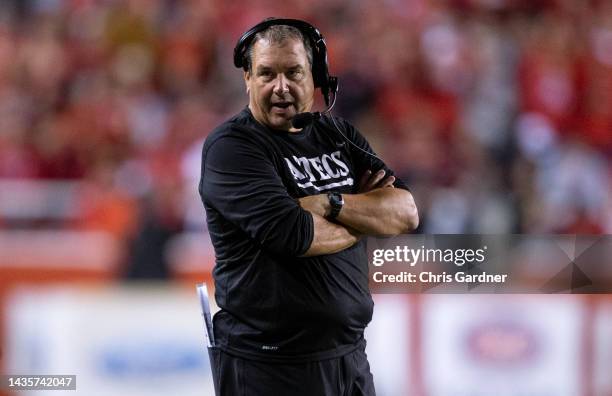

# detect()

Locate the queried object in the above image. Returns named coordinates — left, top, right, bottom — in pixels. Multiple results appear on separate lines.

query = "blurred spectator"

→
left=125, top=174, right=185, bottom=280
left=0, top=0, right=610, bottom=278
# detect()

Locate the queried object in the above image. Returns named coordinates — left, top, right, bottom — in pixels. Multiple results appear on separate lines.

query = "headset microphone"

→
left=291, top=90, right=337, bottom=129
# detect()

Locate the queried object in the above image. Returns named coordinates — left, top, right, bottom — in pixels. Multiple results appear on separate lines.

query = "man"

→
left=199, top=18, right=418, bottom=396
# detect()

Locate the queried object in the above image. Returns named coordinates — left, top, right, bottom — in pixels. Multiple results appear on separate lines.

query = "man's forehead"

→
left=251, top=38, right=309, bottom=67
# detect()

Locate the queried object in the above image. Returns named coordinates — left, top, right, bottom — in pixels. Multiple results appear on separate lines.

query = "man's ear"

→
left=244, top=70, right=250, bottom=94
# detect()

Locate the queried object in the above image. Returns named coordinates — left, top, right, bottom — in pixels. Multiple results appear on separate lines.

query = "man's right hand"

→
left=357, top=169, right=395, bottom=193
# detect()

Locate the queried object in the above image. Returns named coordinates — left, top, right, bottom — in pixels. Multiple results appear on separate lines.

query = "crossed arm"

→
left=300, top=169, right=419, bottom=257
left=203, top=135, right=418, bottom=258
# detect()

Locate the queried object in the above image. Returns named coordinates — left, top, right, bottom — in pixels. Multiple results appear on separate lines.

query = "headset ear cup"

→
left=312, top=48, right=322, bottom=88
left=312, top=41, right=329, bottom=89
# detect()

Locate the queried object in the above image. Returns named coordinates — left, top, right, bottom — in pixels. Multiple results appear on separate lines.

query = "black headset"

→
left=233, top=18, right=339, bottom=107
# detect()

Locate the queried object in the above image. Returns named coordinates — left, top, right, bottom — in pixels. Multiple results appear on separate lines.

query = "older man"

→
left=199, top=18, right=418, bottom=396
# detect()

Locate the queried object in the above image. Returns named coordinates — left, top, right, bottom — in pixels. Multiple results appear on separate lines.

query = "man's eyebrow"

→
left=255, top=64, right=305, bottom=73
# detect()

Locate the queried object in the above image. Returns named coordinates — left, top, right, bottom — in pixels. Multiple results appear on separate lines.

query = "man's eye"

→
left=259, top=71, right=273, bottom=79
left=288, top=70, right=301, bottom=79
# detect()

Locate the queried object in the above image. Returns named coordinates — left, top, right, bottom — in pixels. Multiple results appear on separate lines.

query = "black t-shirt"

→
left=199, top=107, right=407, bottom=363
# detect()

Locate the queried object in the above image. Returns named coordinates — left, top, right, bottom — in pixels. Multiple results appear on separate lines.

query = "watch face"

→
left=329, top=192, right=343, bottom=208
left=327, top=192, right=343, bottom=219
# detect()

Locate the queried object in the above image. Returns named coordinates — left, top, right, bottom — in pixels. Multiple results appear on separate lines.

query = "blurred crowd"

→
left=0, top=0, right=610, bottom=276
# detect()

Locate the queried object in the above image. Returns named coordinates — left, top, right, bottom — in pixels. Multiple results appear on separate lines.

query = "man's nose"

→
left=272, top=74, right=289, bottom=95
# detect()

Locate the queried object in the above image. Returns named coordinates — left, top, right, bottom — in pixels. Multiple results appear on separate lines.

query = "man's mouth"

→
left=271, top=102, right=293, bottom=109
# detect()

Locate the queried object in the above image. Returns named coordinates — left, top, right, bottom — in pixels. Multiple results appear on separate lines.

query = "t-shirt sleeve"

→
left=335, top=117, right=410, bottom=191
left=200, top=133, right=314, bottom=257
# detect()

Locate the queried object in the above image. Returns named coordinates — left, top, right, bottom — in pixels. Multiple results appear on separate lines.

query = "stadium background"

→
left=0, top=0, right=610, bottom=395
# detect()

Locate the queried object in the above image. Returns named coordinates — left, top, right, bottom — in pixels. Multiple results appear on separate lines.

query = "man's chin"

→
left=268, top=114, right=294, bottom=131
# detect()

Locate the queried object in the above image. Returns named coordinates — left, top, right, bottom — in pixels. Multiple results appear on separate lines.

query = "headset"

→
left=233, top=18, right=339, bottom=107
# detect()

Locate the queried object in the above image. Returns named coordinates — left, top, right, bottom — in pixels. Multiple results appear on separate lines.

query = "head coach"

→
left=199, top=17, right=419, bottom=395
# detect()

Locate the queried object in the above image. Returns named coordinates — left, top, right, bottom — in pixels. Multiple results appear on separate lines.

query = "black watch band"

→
left=327, top=192, right=344, bottom=219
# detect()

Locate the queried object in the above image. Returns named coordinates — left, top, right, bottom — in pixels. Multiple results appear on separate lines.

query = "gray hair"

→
left=245, top=25, right=313, bottom=72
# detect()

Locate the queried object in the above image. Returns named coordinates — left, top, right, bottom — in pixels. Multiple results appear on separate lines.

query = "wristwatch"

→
left=327, top=192, right=344, bottom=219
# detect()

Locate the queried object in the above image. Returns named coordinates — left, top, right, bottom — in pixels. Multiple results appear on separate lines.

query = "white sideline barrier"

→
left=5, top=285, right=216, bottom=396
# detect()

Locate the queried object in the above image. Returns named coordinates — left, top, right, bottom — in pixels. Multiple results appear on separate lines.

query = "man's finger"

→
left=358, top=170, right=372, bottom=189
left=365, top=170, right=386, bottom=189
left=379, top=176, right=395, bottom=188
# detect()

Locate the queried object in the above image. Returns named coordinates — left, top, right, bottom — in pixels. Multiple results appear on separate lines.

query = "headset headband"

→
left=233, top=18, right=339, bottom=106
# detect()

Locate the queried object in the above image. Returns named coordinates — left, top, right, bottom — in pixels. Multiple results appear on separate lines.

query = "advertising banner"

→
left=421, top=295, right=584, bottom=396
